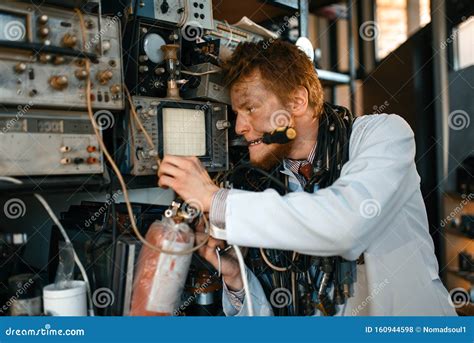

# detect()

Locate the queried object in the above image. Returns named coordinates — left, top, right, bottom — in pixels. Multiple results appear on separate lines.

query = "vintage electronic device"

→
left=0, top=109, right=104, bottom=176
left=181, top=62, right=230, bottom=104
left=122, top=17, right=181, bottom=97
left=0, top=1, right=124, bottom=109
left=122, top=96, right=229, bottom=175
left=202, top=19, right=266, bottom=61
left=104, top=0, right=213, bottom=30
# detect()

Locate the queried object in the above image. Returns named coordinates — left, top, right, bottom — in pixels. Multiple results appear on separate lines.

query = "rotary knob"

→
left=110, top=84, right=121, bottom=95
left=37, top=14, right=49, bottom=24
left=38, top=27, right=50, bottom=38
left=14, top=62, right=27, bottom=74
left=62, top=33, right=77, bottom=48
left=53, top=56, right=65, bottom=65
left=74, top=68, right=89, bottom=80
left=216, top=120, right=231, bottom=130
left=96, top=70, right=113, bottom=84
left=49, top=75, right=68, bottom=90
left=39, top=54, right=52, bottom=64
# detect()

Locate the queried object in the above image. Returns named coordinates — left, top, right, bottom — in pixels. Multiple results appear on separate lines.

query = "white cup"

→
left=43, top=281, right=87, bottom=316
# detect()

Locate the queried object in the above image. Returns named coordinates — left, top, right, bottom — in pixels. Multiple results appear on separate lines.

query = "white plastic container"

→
left=43, top=281, right=87, bottom=316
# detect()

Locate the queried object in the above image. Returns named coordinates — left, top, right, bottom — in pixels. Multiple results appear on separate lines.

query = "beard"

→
left=249, top=141, right=294, bottom=170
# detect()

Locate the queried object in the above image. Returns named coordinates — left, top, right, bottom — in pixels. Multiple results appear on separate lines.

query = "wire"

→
left=0, top=176, right=95, bottom=316
left=177, top=0, right=188, bottom=28
left=260, top=248, right=289, bottom=272
left=180, top=69, right=220, bottom=76
left=75, top=8, right=209, bottom=256
left=260, top=249, right=298, bottom=272
left=230, top=163, right=290, bottom=193
left=233, top=245, right=254, bottom=316
left=34, top=193, right=95, bottom=316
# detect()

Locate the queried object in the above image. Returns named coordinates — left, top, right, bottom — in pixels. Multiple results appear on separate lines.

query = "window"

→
left=376, top=0, right=431, bottom=60
left=453, top=16, right=474, bottom=70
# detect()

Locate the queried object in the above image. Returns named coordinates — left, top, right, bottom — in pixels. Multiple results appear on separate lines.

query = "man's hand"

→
left=195, top=228, right=243, bottom=291
left=158, top=155, right=219, bottom=212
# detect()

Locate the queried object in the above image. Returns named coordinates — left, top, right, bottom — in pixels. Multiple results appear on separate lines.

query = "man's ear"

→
left=288, top=86, right=309, bottom=117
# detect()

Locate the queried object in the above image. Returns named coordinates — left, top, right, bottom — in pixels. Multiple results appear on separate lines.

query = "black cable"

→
left=229, top=163, right=290, bottom=193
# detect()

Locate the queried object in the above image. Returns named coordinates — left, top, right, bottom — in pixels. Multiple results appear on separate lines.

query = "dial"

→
left=143, top=33, right=166, bottom=64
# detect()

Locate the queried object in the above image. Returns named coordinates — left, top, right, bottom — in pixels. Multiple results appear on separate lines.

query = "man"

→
left=158, top=40, right=456, bottom=316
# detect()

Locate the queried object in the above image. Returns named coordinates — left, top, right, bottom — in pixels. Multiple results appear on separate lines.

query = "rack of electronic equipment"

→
left=0, top=0, right=359, bottom=317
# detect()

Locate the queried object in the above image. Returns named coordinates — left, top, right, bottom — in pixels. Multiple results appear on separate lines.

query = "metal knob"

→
left=39, top=54, right=52, bottom=64
left=14, top=62, right=27, bottom=74
left=37, top=15, right=49, bottom=24
left=96, top=70, right=113, bottom=84
left=74, top=68, right=89, bottom=80
left=53, top=56, right=65, bottom=65
left=38, top=27, right=50, bottom=38
left=110, top=84, right=121, bottom=95
left=49, top=75, right=68, bottom=90
left=62, top=33, right=77, bottom=48
left=216, top=120, right=231, bottom=130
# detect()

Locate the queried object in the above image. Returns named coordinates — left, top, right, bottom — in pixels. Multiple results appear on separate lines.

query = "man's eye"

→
left=247, top=107, right=256, bottom=113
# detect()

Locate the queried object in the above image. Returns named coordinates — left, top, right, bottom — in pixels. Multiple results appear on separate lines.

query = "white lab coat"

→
left=222, top=114, right=457, bottom=316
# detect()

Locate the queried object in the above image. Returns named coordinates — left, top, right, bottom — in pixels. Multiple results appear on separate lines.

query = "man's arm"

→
left=222, top=266, right=274, bottom=316
left=216, top=114, right=418, bottom=260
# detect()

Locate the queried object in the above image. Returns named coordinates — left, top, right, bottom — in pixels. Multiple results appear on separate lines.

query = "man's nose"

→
left=235, top=113, right=250, bottom=136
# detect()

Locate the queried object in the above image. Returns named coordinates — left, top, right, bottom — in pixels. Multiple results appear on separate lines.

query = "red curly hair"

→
left=222, top=39, right=324, bottom=117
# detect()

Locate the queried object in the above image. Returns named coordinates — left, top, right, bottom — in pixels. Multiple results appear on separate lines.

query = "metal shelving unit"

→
left=266, top=0, right=356, bottom=111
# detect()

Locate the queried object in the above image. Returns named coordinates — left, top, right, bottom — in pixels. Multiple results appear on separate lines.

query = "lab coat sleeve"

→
left=222, top=266, right=274, bottom=316
left=224, top=114, right=417, bottom=260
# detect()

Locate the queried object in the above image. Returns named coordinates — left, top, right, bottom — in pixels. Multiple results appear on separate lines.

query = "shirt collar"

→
left=282, top=142, right=317, bottom=175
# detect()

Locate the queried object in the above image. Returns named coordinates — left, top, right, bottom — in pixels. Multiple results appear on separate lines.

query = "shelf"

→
left=316, top=69, right=351, bottom=85
left=444, top=228, right=474, bottom=240
left=0, top=174, right=110, bottom=194
left=267, top=0, right=346, bottom=14
left=447, top=268, right=474, bottom=283
left=444, top=191, right=474, bottom=203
